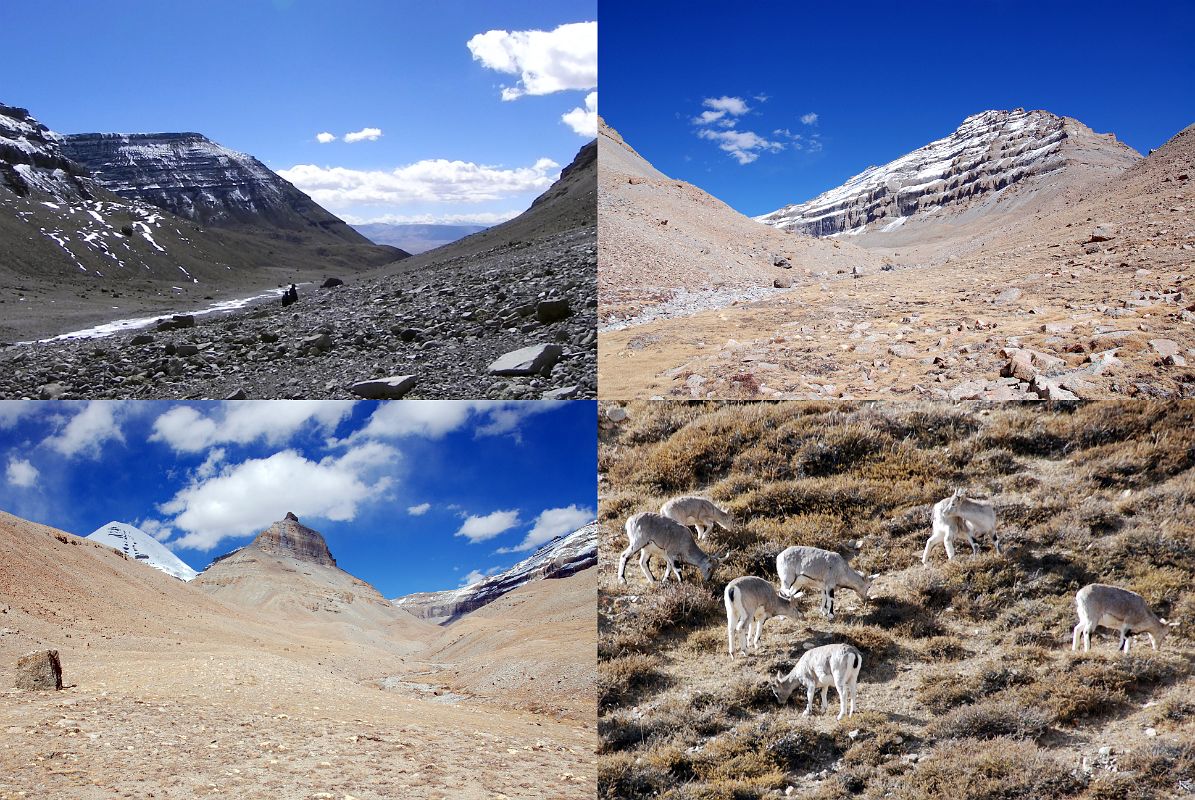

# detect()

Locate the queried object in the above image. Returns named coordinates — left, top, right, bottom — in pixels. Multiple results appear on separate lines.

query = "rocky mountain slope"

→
left=597, top=116, right=888, bottom=328
left=0, top=134, right=597, bottom=399
left=84, top=521, right=197, bottom=581
left=194, top=513, right=430, bottom=648
left=62, top=132, right=383, bottom=247
left=352, top=221, right=489, bottom=254
left=392, top=521, right=598, bottom=624
left=0, top=102, right=404, bottom=343
left=0, top=510, right=594, bottom=798
left=758, top=109, right=1140, bottom=248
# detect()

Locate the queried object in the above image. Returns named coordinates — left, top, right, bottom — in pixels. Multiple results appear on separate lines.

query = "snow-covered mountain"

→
left=85, top=521, right=198, bottom=582
left=391, top=521, right=598, bottom=625
left=62, top=132, right=381, bottom=246
left=757, top=109, right=1140, bottom=240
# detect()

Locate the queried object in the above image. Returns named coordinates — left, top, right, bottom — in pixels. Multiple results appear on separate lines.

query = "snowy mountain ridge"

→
left=85, top=521, right=198, bottom=582
left=391, top=521, right=598, bottom=625
left=757, top=109, right=1140, bottom=239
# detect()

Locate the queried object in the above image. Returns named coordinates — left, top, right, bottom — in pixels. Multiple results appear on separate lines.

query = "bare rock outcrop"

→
left=15, top=649, right=62, bottom=690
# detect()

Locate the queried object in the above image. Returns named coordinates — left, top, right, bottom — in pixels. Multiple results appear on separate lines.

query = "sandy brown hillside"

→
left=597, top=401, right=1194, bottom=800
left=599, top=120, right=1194, bottom=401
left=598, top=117, right=888, bottom=327
left=415, top=568, right=597, bottom=720
left=0, top=512, right=594, bottom=799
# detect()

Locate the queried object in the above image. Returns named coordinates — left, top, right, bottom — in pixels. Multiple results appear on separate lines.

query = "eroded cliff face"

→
left=61, top=132, right=370, bottom=243
left=758, top=109, right=1141, bottom=239
left=249, top=512, right=338, bottom=567
left=0, top=104, right=93, bottom=200
left=392, top=522, right=598, bottom=625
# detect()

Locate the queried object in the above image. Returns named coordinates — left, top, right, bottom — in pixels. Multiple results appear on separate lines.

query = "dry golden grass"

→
left=598, top=401, right=1195, bottom=800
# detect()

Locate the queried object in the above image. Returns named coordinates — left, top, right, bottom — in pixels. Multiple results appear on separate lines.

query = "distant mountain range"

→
left=391, top=521, right=597, bottom=625
left=351, top=222, right=489, bottom=254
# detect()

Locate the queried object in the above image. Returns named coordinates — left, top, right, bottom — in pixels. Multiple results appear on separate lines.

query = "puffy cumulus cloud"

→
left=195, top=447, right=226, bottom=480
left=136, top=518, right=175, bottom=543
left=43, top=402, right=127, bottom=459
left=407, top=502, right=431, bottom=516
left=561, top=91, right=597, bottom=137
left=702, top=96, right=750, bottom=117
left=316, top=132, right=337, bottom=144
left=276, top=158, right=558, bottom=212
left=341, top=210, right=519, bottom=226
left=161, top=443, right=397, bottom=551
left=467, top=21, right=596, bottom=100
left=5, top=457, right=38, bottom=488
left=343, top=127, right=382, bottom=143
left=149, top=401, right=353, bottom=453
left=696, top=128, right=784, bottom=164
left=455, top=509, right=520, bottom=543
left=801, top=112, right=819, bottom=125
left=496, top=504, right=593, bottom=553
left=352, top=400, right=562, bottom=441
left=460, top=569, right=486, bottom=586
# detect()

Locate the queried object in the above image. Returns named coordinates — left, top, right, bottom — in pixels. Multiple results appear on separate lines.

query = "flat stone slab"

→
left=349, top=375, right=417, bottom=399
left=488, top=343, right=563, bottom=376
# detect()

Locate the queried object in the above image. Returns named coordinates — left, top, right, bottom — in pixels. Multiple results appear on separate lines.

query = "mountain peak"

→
left=248, top=514, right=336, bottom=567
left=85, top=521, right=198, bottom=582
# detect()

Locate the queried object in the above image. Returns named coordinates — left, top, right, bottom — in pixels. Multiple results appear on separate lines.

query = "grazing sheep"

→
left=776, top=546, right=873, bottom=618
left=724, top=576, right=803, bottom=657
left=618, top=512, right=719, bottom=585
left=1072, top=583, right=1173, bottom=654
left=771, top=643, right=863, bottom=720
left=660, top=496, right=734, bottom=541
left=922, top=489, right=999, bottom=563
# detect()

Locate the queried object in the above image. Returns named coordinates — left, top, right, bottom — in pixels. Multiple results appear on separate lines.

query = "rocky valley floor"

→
left=0, top=227, right=596, bottom=400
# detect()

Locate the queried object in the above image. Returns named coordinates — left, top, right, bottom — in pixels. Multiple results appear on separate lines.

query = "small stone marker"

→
left=488, top=344, right=563, bottom=376
left=349, top=375, right=417, bottom=399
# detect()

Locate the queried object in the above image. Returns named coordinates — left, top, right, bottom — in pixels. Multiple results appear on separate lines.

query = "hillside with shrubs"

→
left=597, top=401, right=1194, bottom=800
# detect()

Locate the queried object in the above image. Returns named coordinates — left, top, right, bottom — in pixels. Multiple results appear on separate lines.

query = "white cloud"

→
left=353, top=400, right=562, bottom=441
left=407, top=502, right=431, bottom=516
left=195, top=447, right=226, bottom=479
left=44, top=402, right=126, bottom=459
left=801, top=112, right=819, bottom=125
left=693, top=110, right=726, bottom=125
left=150, top=401, right=353, bottom=453
left=341, top=210, right=519, bottom=226
left=276, top=157, right=558, bottom=212
left=344, top=127, right=383, bottom=143
left=561, top=91, right=597, bottom=137
left=460, top=569, right=486, bottom=586
left=5, top=457, right=38, bottom=488
left=136, top=518, right=175, bottom=542
left=455, top=509, right=520, bottom=543
left=161, top=444, right=397, bottom=551
left=702, top=96, right=750, bottom=117
left=316, top=132, right=337, bottom=144
left=467, top=21, right=597, bottom=100
left=697, top=128, right=784, bottom=164
left=0, top=402, right=38, bottom=430
left=496, top=504, right=593, bottom=553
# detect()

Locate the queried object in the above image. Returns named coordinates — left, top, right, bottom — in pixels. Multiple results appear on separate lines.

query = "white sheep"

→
left=776, top=546, right=873, bottom=618
left=617, top=512, right=718, bottom=584
left=771, top=643, right=863, bottom=720
left=921, top=488, right=999, bottom=563
left=723, top=576, right=804, bottom=657
left=1072, top=583, right=1174, bottom=654
left=660, top=496, right=734, bottom=541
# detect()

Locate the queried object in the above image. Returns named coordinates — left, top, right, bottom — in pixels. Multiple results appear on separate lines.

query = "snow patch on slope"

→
left=85, top=521, right=199, bottom=581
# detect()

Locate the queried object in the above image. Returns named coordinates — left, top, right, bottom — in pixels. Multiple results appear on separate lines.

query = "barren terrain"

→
left=0, top=512, right=595, bottom=799
left=597, top=401, right=1194, bottom=800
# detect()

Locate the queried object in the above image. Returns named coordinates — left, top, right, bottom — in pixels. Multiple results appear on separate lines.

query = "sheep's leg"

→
left=726, top=612, right=736, bottom=657
left=1120, top=627, right=1130, bottom=654
left=1148, top=632, right=1159, bottom=650
left=944, top=532, right=957, bottom=560
left=803, top=686, right=815, bottom=716
left=848, top=677, right=857, bottom=716
left=1084, top=627, right=1091, bottom=652
left=1072, top=622, right=1084, bottom=651
left=695, top=523, right=709, bottom=541
left=835, top=681, right=848, bottom=720
left=820, top=686, right=829, bottom=713
left=921, top=532, right=942, bottom=564
left=666, top=557, right=682, bottom=582
left=824, top=589, right=835, bottom=618
left=618, top=543, right=646, bottom=584
left=638, top=550, right=656, bottom=581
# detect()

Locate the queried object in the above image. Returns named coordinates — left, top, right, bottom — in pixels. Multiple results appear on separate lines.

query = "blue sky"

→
left=0, top=400, right=596, bottom=598
left=6, top=0, right=596, bottom=226
left=601, top=0, right=1195, bottom=216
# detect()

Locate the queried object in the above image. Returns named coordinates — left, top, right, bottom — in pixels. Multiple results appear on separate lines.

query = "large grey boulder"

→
left=349, top=375, right=417, bottom=399
left=15, top=649, right=62, bottom=690
left=488, top=344, right=563, bottom=376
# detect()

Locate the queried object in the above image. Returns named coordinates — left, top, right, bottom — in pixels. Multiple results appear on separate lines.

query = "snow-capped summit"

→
left=391, top=521, right=598, bottom=625
left=757, top=109, right=1139, bottom=240
left=85, top=522, right=198, bottom=582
